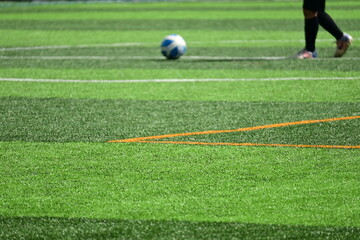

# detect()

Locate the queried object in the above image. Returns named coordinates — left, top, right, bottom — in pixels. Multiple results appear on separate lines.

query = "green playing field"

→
left=0, top=0, right=359, bottom=239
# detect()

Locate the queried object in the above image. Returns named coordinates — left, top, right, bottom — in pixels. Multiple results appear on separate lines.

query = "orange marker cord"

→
left=139, top=141, right=360, bottom=149
left=108, top=116, right=360, bottom=145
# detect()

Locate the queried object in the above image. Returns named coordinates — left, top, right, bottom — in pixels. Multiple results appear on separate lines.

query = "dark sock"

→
left=305, top=17, right=319, bottom=52
left=318, top=11, right=343, bottom=40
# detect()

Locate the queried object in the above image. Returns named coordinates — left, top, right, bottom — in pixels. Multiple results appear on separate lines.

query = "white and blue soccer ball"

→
left=160, top=34, right=187, bottom=60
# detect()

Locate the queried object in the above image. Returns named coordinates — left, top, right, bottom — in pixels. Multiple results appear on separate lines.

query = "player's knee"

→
left=303, top=8, right=317, bottom=19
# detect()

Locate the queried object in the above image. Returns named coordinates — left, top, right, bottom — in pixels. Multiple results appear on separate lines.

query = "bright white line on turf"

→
left=0, top=43, right=144, bottom=51
left=0, top=77, right=359, bottom=83
left=0, top=55, right=290, bottom=60
left=0, top=56, right=119, bottom=60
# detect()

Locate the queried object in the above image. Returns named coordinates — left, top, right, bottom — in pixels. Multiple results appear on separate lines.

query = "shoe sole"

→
left=334, top=38, right=352, bottom=58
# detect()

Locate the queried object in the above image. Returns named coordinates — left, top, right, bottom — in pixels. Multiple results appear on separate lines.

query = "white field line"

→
left=2, top=38, right=358, bottom=51
left=199, top=38, right=341, bottom=44
left=0, top=77, right=359, bottom=83
left=0, top=56, right=120, bottom=60
left=184, top=56, right=360, bottom=61
left=1, top=55, right=360, bottom=61
left=0, top=55, right=289, bottom=60
left=0, top=43, right=144, bottom=51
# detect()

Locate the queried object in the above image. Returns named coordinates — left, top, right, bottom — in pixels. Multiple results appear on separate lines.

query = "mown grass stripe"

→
left=0, top=68, right=358, bottom=80
left=1, top=216, right=359, bottom=240
left=0, top=6, right=317, bottom=13
left=2, top=0, right=360, bottom=10
left=110, top=116, right=360, bottom=147
left=1, top=78, right=358, bottom=102
left=3, top=55, right=360, bottom=61
left=0, top=38, right=349, bottom=51
left=1, top=142, right=359, bottom=226
left=2, top=59, right=359, bottom=71
left=0, top=56, right=290, bottom=60
left=1, top=29, right=359, bottom=48
left=1, top=76, right=360, bottom=83
left=141, top=140, right=360, bottom=149
left=0, top=10, right=358, bottom=20
left=1, top=98, right=359, bottom=142
left=0, top=19, right=358, bottom=31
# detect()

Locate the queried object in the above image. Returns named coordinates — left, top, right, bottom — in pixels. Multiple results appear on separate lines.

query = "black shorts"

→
left=303, top=0, right=326, bottom=12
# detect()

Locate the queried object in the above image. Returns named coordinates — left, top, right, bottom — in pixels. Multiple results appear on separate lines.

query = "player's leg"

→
left=318, top=11, right=343, bottom=40
left=303, top=8, right=318, bottom=53
left=317, top=11, right=352, bottom=57
left=296, top=0, right=323, bottom=59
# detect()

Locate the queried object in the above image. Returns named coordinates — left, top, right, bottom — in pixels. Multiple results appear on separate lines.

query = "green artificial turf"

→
left=1, top=217, right=359, bottom=240
left=1, top=8, right=359, bottom=20
left=0, top=0, right=359, bottom=239
left=1, top=97, right=359, bottom=142
left=1, top=142, right=359, bottom=226
left=1, top=19, right=360, bottom=31
left=166, top=118, right=360, bottom=146
left=2, top=30, right=360, bottom=48
left=1, top=78, right=360, bottom=102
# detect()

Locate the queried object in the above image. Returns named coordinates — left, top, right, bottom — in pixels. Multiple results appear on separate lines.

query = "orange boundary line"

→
left=140, top=141, right=360, bottom=149
left=108, top=116, right=360, bottom=149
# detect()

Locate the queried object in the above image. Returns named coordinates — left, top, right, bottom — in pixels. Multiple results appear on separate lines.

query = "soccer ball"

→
left=160, top=34, right=187, bottom=60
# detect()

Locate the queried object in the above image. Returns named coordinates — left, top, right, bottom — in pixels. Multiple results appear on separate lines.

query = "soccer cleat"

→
left=295, top=49, right=318, bottom=59
left=334, top=33, right=352, bottom=58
